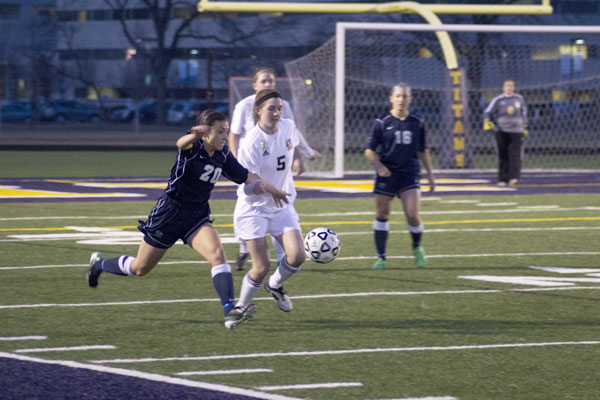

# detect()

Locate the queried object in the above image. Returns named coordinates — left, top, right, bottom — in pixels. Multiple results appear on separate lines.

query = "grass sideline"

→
left=1, top=193, right=600, bottom=399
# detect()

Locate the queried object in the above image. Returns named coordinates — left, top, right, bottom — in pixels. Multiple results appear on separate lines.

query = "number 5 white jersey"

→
left=236, top=118, right=300, bottom=213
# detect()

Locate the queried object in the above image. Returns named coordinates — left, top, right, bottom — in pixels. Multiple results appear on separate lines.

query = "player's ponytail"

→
left=253, top=89, right=282, bottom=124
left=197, top=109, right=226, bottom=127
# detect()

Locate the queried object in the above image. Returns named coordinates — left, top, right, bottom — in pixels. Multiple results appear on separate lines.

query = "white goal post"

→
left=285, top=23, right=600, bottom=177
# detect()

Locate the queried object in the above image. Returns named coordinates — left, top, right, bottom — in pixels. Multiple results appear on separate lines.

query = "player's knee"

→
left=286, top=248, right=306, bottom=267
left=250, top=266, right=269, bottom=282
left=206, top=246, right=226, bottom=265
left=407, top=216, right=421, bottom=227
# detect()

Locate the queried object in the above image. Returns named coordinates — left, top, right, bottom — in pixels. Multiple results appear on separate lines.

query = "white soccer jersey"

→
left=236, top=118, right=301, bottom=213
left=230, top=94, right=295, bottom=146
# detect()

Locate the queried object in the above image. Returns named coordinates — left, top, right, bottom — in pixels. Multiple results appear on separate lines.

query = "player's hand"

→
left=523, top=127, right=529, bottom=139
left=293, top=158, right=305, bottom=176
left=376, top=164, right=391, bottom=177
left=483, top=119, right=496, bottom=131
left=190, top=125, right=209, bottom=137
left=271, top=190, right=290, bottom=208
left=428, top=176, right=436, bottom=192
left=308, top=149, right=322, bottom=160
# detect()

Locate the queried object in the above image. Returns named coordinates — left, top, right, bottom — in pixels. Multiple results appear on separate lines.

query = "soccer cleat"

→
left=413, top=246, right=426, bottom=268
left=224, top=304, right=257, bottom=329
left=235, top=252, right=249, bottom=271
left=372, top=258, right=387, bottom=270
left=87, top=251, right=103, bottom=288
left=497, top=181, right=507, bottom=187
left=264, top=282, right=293, bottom=312
left=508, top=179, right=519, bottom=187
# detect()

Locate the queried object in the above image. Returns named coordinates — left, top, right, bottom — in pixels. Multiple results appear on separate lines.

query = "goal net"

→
left=284, top=23, right=600, bottom=177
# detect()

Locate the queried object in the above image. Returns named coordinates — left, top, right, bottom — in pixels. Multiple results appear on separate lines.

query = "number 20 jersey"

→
left=365, top=113, right=427, bottom=175
left=164, top=138, right=248, bottom=204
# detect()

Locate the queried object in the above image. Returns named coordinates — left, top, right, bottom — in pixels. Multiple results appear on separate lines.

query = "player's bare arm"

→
left=244, top=171, right=290, bottom=207
left=364, top=148, right=391, bottom=177
left=419, top=149, right=436, bottom=192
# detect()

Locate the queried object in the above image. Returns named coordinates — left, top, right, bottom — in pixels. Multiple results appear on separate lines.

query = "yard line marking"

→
left=2, top=215, right=599, bottom=233
left=0, top=336, right=47, bottom=341
left=3, top=286, right=600, bottom=311
left=2, top=250, right=600, bottom=271
left=0, top=205, right=597, bottom=221
left=257, top=382, right=362, bottom=391
left=388, top=397, right=457, bottom=400
left=89, top=340, right=600, bottom=364
left=0, top=352, right=304, bottom=400
left=14, top=345, right=116, bottom=353
left=176, top=368, right=273, bottom=376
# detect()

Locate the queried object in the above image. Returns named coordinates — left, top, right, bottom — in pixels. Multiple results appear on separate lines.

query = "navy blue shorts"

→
left=138, top=195, right=211, bottom=249
left=373, top=172, right=421, bottom=198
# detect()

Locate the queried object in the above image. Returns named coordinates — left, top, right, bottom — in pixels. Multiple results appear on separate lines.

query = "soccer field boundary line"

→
left=2, top=285, right=599, bottom=310
left=88, top=340, right=600, bottom=364
left=2, top=216, right=599, bottom=233
left=1, top=205, right=599, bottom=221
left=1, top=250, right=600, bottom=271
left=2, top=226, right=599, bottom=244
left=0, top=352, right=305, bottom=400
left=0, top=203, right=600, bottom=222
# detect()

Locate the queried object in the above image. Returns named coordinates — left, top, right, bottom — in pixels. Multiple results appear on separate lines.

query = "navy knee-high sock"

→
left=97, top=256, right=130, bottom=276
left=373, top=218, right=389, bottom=259
left=211, top=264, right=235, bottom=316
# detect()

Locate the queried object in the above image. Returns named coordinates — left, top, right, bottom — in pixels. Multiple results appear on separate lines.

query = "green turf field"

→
left=1, top=193, right=599, bottom=400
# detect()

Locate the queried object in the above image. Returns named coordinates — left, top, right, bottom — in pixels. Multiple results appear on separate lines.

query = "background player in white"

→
left=364, top=83, right=436, bottom=270
left=233, top=88, right=320, bottom=314
left=229, top=67, right=315, bottom=270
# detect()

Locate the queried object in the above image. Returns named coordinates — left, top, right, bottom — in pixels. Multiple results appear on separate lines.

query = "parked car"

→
left=191, top=101, right=229, bottom=121
left=1, top=102, right=33, bottom=123
left=111, top=101, right=174, bottom=123
left=167, top=100, right=204, bottom=124
left=165, top=100, right=230, bottom=125
left=41, top=100, right=100, bottom=122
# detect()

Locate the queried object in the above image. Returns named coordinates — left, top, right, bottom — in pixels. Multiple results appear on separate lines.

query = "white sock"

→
left=236, top=273, right=262, bottom=307
left=268, top=257, right=300, bottom=289
left=271, top=236, right=286, bottom=262
left=239, top=240, right=248, bottom=254
left=118, top=256, right=135, bottom=276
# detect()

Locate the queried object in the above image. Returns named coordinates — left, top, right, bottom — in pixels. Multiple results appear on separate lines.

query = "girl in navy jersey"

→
left=86, top=110, right=288, bottom=329
left=364, top=83, right=436, bottom=270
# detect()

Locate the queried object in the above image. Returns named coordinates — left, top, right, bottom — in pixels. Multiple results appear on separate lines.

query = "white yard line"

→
left=89, top=340, right=600, bottom=364
left=3, top=285, right=598, bottom=311
left=0, top=352, right=304, bottom=400
left=14, top=345, right=116, bottom=353
left=176, top=369, right=273, bottom=376
left=0, top=206, right=598, bottom=221
left=257, top=382, right=363, bottom=391
left=2, top=249, right=600, bottom=271
left=0, top=336, right=47, bottom=341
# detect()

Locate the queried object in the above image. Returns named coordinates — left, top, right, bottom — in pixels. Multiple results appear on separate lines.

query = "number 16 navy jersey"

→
left=365, top=113, right=427, bottom=175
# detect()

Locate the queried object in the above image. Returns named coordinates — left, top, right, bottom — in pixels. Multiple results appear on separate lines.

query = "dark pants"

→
left=495, top=130, right=524, bottom=183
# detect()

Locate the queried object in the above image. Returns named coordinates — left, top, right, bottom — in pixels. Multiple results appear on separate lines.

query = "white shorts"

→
left=234, top=202, right=301, bottom=241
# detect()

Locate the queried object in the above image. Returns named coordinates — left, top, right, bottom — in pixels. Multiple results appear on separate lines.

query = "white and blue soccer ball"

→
left=304, top=227, right=340, bottom=264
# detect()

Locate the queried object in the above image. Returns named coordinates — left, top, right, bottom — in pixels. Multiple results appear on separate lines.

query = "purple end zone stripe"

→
left=0, top=357, right=276, bottom=400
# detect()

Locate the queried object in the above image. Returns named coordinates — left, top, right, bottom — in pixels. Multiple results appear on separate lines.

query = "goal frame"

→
left=334, top=22, right=600, bottom=177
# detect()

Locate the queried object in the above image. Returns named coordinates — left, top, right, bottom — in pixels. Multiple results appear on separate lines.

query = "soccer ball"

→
left=304, top=227, right=340, bottom=264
